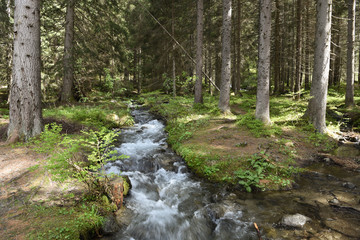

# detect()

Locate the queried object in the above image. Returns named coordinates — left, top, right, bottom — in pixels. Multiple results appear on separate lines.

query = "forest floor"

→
left=1, top=91, right=360, bottom=238
left=0, top=121, right=89, bottom=240
left=183, top=113, right=360, bottom=171
left=143, top=91, right=360, bottom=190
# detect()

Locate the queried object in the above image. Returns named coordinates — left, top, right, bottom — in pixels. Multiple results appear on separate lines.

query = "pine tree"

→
left=8, top=0, right=43, bottom=142
left=306, top=0, right=332, bottom=133
left=255, top=0, right=271, bottom=125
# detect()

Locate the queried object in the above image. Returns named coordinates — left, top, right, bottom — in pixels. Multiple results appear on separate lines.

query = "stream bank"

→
left=103, top=105, right=360, bottom=239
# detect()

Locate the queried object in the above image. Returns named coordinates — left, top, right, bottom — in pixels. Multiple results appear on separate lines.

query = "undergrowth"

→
left=28, top=123, right=127, bottom=195
left=43, top=102, right=134, bottom=129
left=23, top=123, right=128, bottom=238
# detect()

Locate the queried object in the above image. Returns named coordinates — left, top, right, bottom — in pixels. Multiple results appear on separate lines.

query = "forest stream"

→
left=103, top=105, right=360, bottom=240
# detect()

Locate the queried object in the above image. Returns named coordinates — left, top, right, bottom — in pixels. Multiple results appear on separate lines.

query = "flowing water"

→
left=104, top=106, right=360, bottom=240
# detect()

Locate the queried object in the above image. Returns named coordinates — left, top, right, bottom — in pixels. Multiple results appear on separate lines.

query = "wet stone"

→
left=342, top=182, right=356, bottom=189
left=101, top=214, right=121, bottom=235
left=280, top=213, right=311, bottom=228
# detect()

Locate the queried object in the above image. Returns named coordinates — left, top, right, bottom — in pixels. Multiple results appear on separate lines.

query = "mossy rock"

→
left=122, top=176, right=131, bottom=196
left=335, top=145, right=360, bottom=158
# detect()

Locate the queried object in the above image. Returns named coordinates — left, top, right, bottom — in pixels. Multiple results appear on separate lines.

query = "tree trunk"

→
left=306, top=0, right=332, bottom=133
left=5, top=0, right=12, bottom=97
left=215, top=41, right=221, bottom=92
left=235, top=0, right=242, bottom=95
left=8, top=0, right=43, bottom=142
left=124, top=67, right=129, bottom=83
left=273, top=0, right=281, bottom=94
left=255, top=0, right=271, bottom=125
left=294, top=0, right=303, bottom=100
left=333, top=27, right=341, bottom=86
left=172, top=1, right=176, bottom=97
left=218, top=0, right=232, bottom=113
left=304, top=0, right=311, bottom=91
left=290, top=1, right=296, bottom=93
left=133, top=49, right=138, bottom=92
left=231, top=10, right=236, bottom=94
left=345, top=0, right=355, bottom=107
left=137, top=47, right=142, bottom=94
left=195, top=0, right=204, bottom=104
left=60, top=0, right=75, bottom=102
left=208, top=46, right=213, bottom=95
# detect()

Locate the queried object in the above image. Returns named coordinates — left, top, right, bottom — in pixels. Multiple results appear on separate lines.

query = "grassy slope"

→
left=141, top=90, right=352, bottom=192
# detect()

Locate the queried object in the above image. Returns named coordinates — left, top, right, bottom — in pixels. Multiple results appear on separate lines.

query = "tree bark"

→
left=60, top=0, right=75, bottom=102
left=133, top=48, right=138, bottom=93
left=195, top=0, right=204, bottom=104
left=8, top=0, right=43, bottom=142
left=345, top=0, right=355, bottom=107
left=137, top=47, right=142, bottom=94
left=294, top=0, right=303, bottom=100
left=218, top=0, right=232, bottom=113
left=255, top=0, right=271, bottom=125
left=235, top=0, right=242, bottom=95
left=172, top=0, right=176, bottom=97
left=304, top=0, right=311, bottom=91
left=273, top=0, right=281, bottom=94
left=124, top=67, right=129, bottom=83
left=306, top=0, right=332, bottom=133
left=5, top=0, right=12, bottom=97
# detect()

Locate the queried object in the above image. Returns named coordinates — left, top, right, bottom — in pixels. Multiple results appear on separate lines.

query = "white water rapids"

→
left=104, top=107, right=257, bottom=240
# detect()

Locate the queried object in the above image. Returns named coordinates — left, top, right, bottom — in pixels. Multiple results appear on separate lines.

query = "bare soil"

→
left=0, top=119, right=86, bottom=239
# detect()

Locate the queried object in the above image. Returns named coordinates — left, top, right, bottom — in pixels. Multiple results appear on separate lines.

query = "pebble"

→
left=329, top=198, right=339, bottom=204
left=342, top=182, right=356, bottom=189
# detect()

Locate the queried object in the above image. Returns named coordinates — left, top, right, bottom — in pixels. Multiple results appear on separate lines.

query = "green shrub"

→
left=29, top=123, right=127, bottom=195
left=234, top=153, right=301, bottom=192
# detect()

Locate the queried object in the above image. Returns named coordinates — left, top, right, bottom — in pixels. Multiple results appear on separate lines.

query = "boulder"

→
left=101, top=214, right=120, bottom=235
left=281, top=213, right=311, bottom=228
left=109, top=176, right=131, bottom=209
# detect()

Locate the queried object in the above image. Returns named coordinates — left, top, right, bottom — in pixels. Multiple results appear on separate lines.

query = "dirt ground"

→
left=0, top=119, right=86, bottom=240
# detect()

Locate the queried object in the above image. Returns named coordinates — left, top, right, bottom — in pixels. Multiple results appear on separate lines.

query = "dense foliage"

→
left=0, top=0, right=357, bottom=100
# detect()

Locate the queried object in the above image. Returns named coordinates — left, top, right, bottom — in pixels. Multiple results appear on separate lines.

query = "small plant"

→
left=304, top=125, right=337, bottom=152
left=29, top=123, right=127, bottom=197
left=234, top=153, right=300, bottom=192
left=203, top=165, right=220, bottom=177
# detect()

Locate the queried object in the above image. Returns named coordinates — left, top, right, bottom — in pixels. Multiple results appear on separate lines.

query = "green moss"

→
left=122, top=177, right=130, bottom=196
left=26, top=203, right=105, bottom=240
left=236, top=113, right=282, bottom=137
left=43, top=102, right=134, bottom=129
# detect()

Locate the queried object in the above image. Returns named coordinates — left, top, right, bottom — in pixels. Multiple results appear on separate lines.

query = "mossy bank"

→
left=140, top=91, right=357, bottom=192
